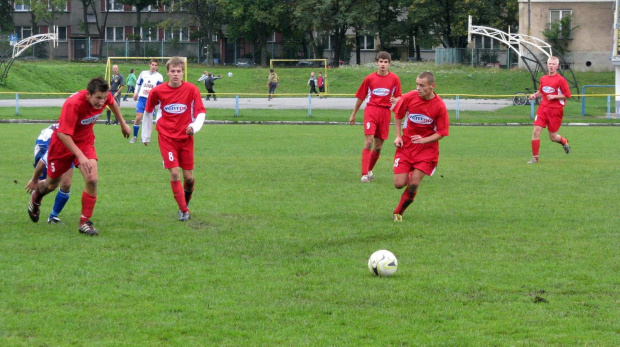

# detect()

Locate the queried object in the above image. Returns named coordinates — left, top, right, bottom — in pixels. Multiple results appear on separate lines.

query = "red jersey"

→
left=538, top=74, right=571, bottom=109
left=55, top=89, right=115, bottom=145
left=146, top=82, right=206, bottom=140
left=355, top=72, right=402, bottom=108
left=393, top=90, right=449, bottom=153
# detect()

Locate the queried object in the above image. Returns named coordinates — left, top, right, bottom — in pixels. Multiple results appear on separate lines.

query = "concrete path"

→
left=0, top=97, right=513, bottom=111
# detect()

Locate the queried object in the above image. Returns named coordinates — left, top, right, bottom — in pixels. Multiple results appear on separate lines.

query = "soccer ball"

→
left=368, top=250, right=398, bottom=277
left=227, top=72, right=233, bottom=77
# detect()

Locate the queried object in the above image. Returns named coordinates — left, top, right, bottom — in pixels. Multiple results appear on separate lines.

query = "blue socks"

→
left=133, top=125, right=140, bottom=137
left=50, top=189, right=70, bottom=219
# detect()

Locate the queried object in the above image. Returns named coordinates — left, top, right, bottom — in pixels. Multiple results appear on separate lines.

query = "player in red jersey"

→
left=142, top=57, right=206, bottom=221
left=391, top=71, right=449, bottom=221
left=27, top=77, right=132, bottom=235
left=349, top=51, right=402, bottom=183
left=527, top=56, right=571, bottom=164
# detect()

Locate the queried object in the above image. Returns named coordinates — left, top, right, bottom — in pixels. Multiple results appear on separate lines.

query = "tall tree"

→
left=0, top=0, right=13, bottom=34
left=222, top=0, right=289, bottom=67
left=178, top=0, right=224, bottom=66
left=121, top=0, right=159, bottom=53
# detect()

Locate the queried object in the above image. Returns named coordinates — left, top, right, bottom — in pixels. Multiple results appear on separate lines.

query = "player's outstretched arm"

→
left=25, top=160, right=46, bottom=193
left=187, top=112, right=206, bottom=136
left=109, top=101, right=130, bottom=138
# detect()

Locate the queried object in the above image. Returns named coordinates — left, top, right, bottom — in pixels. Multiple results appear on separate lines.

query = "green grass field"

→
left=1, top=123, right=618, bottom=345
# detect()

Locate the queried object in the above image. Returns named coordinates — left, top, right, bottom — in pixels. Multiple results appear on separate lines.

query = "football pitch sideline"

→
left=0, top=124, right=618, bottom=345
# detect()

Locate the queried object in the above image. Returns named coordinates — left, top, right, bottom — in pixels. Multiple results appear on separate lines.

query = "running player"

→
left=25, top=123, right=73, bottom=224
left=28, top=77, right=132, bottom=235
left=141, top=57, right=206, bottom=221
left=131, top=59, right=163, bottom=144
left=391, top=71, right=449, bottom=221
left=349, top=51, right=402, bottom=182
left=527, top=55, right=571, bottom=164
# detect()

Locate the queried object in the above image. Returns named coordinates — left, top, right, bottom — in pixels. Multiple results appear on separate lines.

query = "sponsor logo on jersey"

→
left=372, top=88, right=391, bottom=97
left=80, top=113, right=101, bottom=125
left=408, top=113, right=433, bottom=125
left=163, top=104, right=188, bottom=114
left=542, top=86, right=555, bottom=94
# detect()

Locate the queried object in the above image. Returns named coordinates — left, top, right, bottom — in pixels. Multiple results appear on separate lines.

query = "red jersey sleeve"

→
left=434, top=98, right=450, bottom=137
left=57, top=101, right=79, bottom=136
left=392, top=91, right=413, bottom=119
left=355, top=77, right=370, bottom=100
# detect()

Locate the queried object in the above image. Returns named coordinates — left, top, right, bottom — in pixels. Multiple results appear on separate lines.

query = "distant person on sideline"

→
left=123, top=68, right=137, bottom=101
left=391, top=71, right=449, bottom=222
left=527, top=55, right=571, bottom=164
left=106, top=65, right=123, bottom=125
left=267, top=69, right=278, bottom=100
left=349, top=51, right=402, bottom=183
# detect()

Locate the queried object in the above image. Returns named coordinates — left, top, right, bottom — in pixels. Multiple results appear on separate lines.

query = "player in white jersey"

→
left=130, top=59, right=163, bottom=143
left=25, top=124, right=74, bottom=224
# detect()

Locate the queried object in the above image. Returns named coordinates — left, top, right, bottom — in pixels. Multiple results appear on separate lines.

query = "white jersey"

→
left=136, top=70, right=163, bottom=99
left=34, top=123, right=59, bottom=157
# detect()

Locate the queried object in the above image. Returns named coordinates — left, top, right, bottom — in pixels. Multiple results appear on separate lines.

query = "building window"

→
left=549, top=9, right=572, bottom=29
left=164, top=27, right=190, bottom=42
left=15, top=27, right=32, bottom=39
left=48, top=1, right=67, bottom=11
left=134, top=5, right=155, bottom=12
left=134, top=27, right=158, bottom=41
left=163, top=1, right=183, bottom=11
left=57, top=26, right=67, bottom=42
left=212, top=34, right=218, bottom=42
left=106, top=27, right=125, bottom=42
left=107, top=0, right=124, bottom=11
left=87, top=13, right=96, bottom=23
left=14, top=0, right=30, bottom=11
left=357, top=35, right=375, bottom=50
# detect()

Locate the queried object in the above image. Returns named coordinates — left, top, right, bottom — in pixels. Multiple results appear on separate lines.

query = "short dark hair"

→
left=418, top=71, right=435, bottom=84
left=376, top=51, right=391, bottom=62
left=130, top=69, right=134, bottom=73
left=270, top=69, right=274, bottom=73
left=87, top=77, right=109, bottom=94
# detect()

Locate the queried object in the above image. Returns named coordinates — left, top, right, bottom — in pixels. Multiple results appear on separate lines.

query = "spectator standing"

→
left=106, top=65, right=123, bottom=125
left=123, top=69, right=137, bottom=101
left=267, top=69, right=278, bottom=100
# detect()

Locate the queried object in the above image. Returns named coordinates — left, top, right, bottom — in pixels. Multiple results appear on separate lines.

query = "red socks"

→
left=171, top=180, right=189, bottom=213
left=531, top=139, right=540, bottom=158
left=80, top=191, right=97, bottom=223
left=361, top=148, right=372, bottom=176
left=369, top=151, right=380, bottom=172
left=393, top=189, right=417, bottom=215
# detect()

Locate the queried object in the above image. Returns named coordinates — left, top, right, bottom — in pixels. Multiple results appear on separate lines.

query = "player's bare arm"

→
left=25, top=160, right=46, bottom=193
left=349, top=99, right=364, bottom=125
left=411, top=133, right=444, bottom=144
left=57, top=132, right=91, bottom=173
left=393, top=117, right=404, bottom=147
left=109, top=101, right=131, bottom=138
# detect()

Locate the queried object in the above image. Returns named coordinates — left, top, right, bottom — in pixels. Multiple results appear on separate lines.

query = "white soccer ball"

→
left=368, top=250, right=398, bottom=277
left=227, top=72, right=233, bottom=77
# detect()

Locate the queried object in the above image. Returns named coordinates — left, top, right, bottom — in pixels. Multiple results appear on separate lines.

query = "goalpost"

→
left=270, top=59, right=329, bottom=94
left=105, top=57, right=188, bottom=83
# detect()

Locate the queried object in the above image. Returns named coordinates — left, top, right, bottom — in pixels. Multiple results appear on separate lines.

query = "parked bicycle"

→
left=513, top=88, right=540, bottom=106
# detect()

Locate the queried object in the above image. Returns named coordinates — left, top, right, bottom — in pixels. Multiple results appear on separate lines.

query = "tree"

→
left=0, top=0, right=13, bottom=34
left=222, top=0, right=289, bottom=67
left=542, top=15, right=578, bottom=55
left=178, top=0, right=224, bottom=66
left=121, top=0, right=160, bottom=54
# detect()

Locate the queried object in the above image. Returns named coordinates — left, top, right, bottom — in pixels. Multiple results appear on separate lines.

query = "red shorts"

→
left=363, top=105, right=391, bottom=140
left=46, top=138, right=97, bottom=179
left=393, top=146, right=437, bottom=176
left=158, top=135, right=194, bottom=170
left=534, top=106, right=564, bottom=133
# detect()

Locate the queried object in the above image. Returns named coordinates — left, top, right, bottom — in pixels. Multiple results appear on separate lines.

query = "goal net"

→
left=105, top=57, right=188, bottom=83
left=269, top=59, right=329, bottom=94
